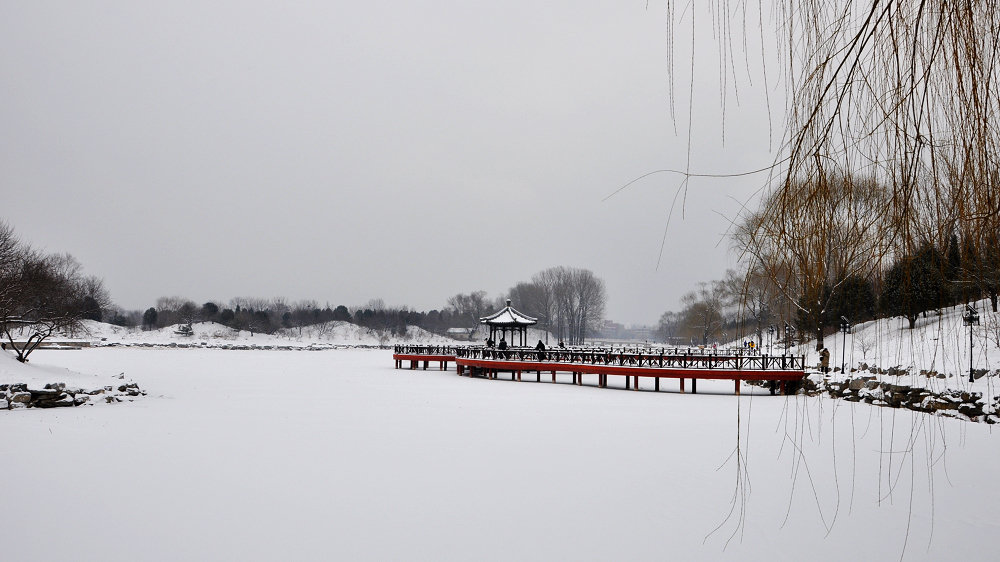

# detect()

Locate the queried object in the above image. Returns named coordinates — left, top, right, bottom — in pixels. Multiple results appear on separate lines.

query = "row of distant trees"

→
left=659, top=227, right=998, bottom=348
left=0, top=221, right=111, bottom=362
left=130, top=265, right=606, bottom=344
left=0, top=222, right=607, bottom=348
left=731, top=172, right=1000, bottom=351
left=130, top=296, right=460, bottom=339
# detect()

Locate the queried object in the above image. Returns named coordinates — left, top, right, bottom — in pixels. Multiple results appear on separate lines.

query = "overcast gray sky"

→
left=1, top=1, right=781, bottom=325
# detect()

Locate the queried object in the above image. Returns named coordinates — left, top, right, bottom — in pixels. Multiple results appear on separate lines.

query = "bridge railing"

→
left=394, top=344, right=805, bottom=371
left=393, top=344, right=463, bottom=356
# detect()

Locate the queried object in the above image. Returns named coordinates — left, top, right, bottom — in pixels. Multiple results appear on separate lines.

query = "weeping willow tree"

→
left=666, top=1, right=1000, bottom=343
left=735, top=174, right=890, bottom=348
left=661, top=3, right=1000, bottom=548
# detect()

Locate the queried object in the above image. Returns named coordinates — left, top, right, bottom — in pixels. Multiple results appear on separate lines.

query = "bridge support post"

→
left=551, top=371, right=556, bottom=383
left=735, top=380, right=740, bottom=395
left=680, top=378, right=685, bottom=393
left=692, top=379, right=697, bottom=394
left=625, top=375, right=630, bottom=390
left=655, top=377, right=659, bottom=392
left=536, top=371, right=540, bottom=382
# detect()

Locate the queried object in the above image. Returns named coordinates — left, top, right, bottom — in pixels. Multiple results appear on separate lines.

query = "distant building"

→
left=446, top=328, right=471, bottom=340
left=594, top=320, right=653, bottom=342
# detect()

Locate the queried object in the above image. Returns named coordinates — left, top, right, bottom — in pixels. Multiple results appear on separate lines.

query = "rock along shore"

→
left=1, top=382, right=144, bottom=410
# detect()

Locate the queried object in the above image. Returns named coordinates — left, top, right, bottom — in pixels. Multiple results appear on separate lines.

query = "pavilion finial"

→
left=506, top=299, right=512, bottom=307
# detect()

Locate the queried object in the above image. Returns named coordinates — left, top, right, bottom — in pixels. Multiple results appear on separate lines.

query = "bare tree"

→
left=0, top=226, right=107, bottom=362
left=447, top=291, right=490, bottom=339
left=571, top=268, right=607, bottom=344
left=656, top=311, right=682, bottom=344
left=529, top=269, right=559, bottom=343
left=679, top=281, right=728, bottom=346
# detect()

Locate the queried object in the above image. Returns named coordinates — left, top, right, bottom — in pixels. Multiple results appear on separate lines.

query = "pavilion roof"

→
left=480, top=300, right=537, bottom=326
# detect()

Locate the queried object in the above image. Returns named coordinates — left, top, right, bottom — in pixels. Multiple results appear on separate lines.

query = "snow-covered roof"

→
left=480, top=300, right=537, bottom=326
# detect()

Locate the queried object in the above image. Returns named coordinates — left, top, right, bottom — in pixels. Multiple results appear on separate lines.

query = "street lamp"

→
left=839, top=316, right=851, bottom=374
left=963, top=304, right=980, bottom=383
left=783, top=322, right=795, bottom=353
left=768, top=324, right=775, bottom=355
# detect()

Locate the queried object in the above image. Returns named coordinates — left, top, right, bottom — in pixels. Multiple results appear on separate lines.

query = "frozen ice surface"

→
left=1, top=347, right=997, bottom=561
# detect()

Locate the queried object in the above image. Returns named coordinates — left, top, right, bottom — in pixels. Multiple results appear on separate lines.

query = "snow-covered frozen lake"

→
left=3, top=347, right=997, bottom=561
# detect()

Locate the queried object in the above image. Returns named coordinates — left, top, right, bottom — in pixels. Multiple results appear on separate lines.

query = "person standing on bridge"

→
left=498, top=338, right=508, bottom=350
left=535, top=339, right=546, bottom=360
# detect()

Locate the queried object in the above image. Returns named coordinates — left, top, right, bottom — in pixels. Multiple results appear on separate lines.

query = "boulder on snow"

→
left=958, top=403, right=984, bottom=418
left=35, top=394, right=75, bottom=408
left=29, top=388, right=59, bottom=399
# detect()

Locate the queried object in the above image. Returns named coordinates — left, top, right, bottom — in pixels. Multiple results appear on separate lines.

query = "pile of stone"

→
left=0, top=382, right=144, bottom=410
left=812, top=375, right=998, bottom=423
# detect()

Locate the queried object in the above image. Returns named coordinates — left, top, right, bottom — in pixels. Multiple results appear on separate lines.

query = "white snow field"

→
left=2, top=346, right=997, bottom=561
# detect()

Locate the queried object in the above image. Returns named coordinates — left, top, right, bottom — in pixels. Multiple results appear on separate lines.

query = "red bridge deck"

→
left=393, top=346, right=806, bottom=395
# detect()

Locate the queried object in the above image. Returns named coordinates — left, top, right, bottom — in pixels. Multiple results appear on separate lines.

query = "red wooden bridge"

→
left=393, top=345, right=807, bottom=395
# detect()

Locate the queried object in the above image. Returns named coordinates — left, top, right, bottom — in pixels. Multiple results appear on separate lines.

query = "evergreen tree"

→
left=142, top=307, right=158, bottom=330
left=881, top=244, right=949, bottom=329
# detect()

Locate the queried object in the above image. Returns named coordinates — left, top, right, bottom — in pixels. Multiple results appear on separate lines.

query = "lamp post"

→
left=783, top=322, right=795, bottom=354
left=768, top=324, right=775, bottom=355
left=839, top=316, right=851, bottom=374
left=963, top=304, right=979, bottom=383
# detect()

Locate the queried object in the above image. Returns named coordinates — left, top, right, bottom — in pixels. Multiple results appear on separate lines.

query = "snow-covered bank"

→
left=792, top=296, right=1000, bottom=391
left=80, top=319, right=457, bottom=348
left=736, top=297, right=1000, bottom=419
left=2, top=347, right=997, bottom=561
left=0, top=349, right=145, bottom=408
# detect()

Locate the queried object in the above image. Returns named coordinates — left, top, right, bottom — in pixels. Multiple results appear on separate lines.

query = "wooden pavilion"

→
left=480, top=299, right=537, bottom=347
